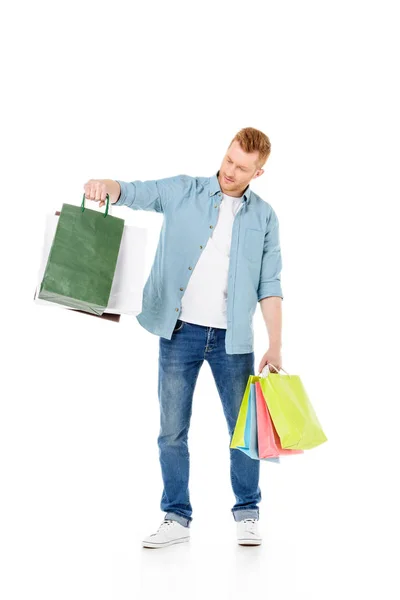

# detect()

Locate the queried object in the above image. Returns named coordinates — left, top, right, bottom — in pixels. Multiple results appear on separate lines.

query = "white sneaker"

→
left=142, top=519, right=190, bottom=549
left=237, top=518, right=262, bottom=546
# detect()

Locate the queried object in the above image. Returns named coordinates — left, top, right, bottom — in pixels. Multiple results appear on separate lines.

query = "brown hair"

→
left=228, top=127, right=271, bottom=169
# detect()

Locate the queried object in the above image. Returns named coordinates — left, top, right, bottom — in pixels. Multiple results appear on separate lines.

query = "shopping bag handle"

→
left=257, top=363, right=291, bottom=377
left=81, top=193, right=110, bottom=217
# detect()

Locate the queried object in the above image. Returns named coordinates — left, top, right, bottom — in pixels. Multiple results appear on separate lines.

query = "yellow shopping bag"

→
left=258, top=364, right=328, bottom=450
left=230, top=366, right=327, bottom=452
left=230, top=375, right=256, bottom=450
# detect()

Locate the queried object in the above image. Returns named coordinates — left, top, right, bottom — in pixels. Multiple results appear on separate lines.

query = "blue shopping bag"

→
left=238, top=383, right=280, bottom=463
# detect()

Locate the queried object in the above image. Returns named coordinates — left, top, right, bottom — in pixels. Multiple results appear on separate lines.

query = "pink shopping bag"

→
left=255, top=381, right=304, bottom=458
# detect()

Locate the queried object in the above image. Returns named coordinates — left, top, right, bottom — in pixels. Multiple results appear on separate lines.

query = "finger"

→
left=95, top=183, right=102, bottom=201
left=88, top=184, right=96, bottom=201
left=88, top=184, right=95, bottom=200
left=84, top=181, right=93, bottom=200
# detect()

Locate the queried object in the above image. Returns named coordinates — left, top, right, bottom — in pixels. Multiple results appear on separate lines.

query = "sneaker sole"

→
left=142, top=536, right=190, bottom=549
left=238, top=539, right=262, bottom=546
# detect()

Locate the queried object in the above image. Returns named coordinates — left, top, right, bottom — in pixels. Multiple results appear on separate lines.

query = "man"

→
left=84, top=126, right=284, bottom=549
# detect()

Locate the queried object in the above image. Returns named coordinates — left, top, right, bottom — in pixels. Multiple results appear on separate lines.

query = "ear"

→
left=254, top=168, right=264, bottom=179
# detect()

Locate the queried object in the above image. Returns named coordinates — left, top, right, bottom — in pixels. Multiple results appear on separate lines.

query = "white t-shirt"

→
left=179, top=192, right=243, bottom=328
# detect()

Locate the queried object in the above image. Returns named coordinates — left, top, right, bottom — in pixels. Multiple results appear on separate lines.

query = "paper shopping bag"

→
left=33, top=287, right=120, bottom=321
left=38, top=195, right=124, bottom=315
left=245, top=383, right=280, bottom=462
left=230, top=376, right=252, bottom=450
left=229, top=378, right=279, bottom=463
left=104, top=222, right=147, bottom=315
left=230, top=375, right=252, bottom=448
left=258, top=367, right=328, bottom=450
left=35, top=208, right=147, bottom=317
left=255, top=381, right=303, bottom=458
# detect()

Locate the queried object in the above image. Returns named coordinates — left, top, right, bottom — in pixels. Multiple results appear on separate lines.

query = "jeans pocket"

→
left=173, top=319, right=185, bottom=333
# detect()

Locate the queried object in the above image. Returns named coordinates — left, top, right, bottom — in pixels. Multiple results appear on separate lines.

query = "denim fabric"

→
left=157, top=320, right=261, bottom=526
left=114, top=170, right=283, bottom=354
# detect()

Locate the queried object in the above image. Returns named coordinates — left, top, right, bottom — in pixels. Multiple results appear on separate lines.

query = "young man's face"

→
left=218, top=140, right=264, bottom=196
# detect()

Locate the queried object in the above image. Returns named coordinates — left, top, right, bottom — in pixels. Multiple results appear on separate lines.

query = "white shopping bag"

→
left=35, top=211, right=148, bottom=316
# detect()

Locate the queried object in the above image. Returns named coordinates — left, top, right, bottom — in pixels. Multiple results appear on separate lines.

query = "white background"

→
left=1, top=1, right=399, bottom=599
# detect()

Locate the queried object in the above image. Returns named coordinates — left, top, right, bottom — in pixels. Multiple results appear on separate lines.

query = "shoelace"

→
left=154, top=519, right=175, bottom=534
left=242, top=518, right=258, bottom=533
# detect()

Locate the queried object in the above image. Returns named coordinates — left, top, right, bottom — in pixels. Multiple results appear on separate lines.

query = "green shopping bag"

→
left=230, top=375, right=254, bottom=450
left=258, top=365, right=328, bottom=450
left=38, top=194, right=124, bottom=315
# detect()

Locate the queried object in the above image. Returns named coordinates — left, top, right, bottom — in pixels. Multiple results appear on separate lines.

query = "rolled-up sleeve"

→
left=113, top=174, right=188, bottom=213
left=257, top=207, right=283, bottom=301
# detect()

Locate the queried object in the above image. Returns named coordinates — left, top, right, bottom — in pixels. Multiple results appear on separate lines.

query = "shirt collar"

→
left=209, top=170, right=251, bottom=203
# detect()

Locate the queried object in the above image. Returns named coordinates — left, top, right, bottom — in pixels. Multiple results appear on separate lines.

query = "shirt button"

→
left=199, top=245, right=203, bottom=249
left=188, top=266, right=192, bottom=270
left=214, top=204, right=217, bottom=208
left=180, top=287, right=184, bottom=291
left=210, top=225, right=213, bottom=229
left=175, top=308, right=179, bottom=311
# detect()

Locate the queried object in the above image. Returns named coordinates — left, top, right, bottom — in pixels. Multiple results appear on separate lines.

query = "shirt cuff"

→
left=112, top=180, right=127, bottom=206
left=258, top=281, right=283, bottom=302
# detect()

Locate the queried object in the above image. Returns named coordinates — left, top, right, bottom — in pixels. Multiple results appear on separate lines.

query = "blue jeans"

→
left=157, top=319, right=261, bottom=528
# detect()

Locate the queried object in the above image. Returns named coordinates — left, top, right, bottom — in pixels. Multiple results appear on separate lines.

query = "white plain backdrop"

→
left=1, top=1, right=399, bottom=599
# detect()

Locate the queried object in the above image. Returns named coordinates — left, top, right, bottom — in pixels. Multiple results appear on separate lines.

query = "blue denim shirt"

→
left=114, top=171, right=283, bottom=354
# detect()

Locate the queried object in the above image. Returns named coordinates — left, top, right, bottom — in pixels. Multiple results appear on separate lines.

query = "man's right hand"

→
left=83, top=179, right=121, bottom=207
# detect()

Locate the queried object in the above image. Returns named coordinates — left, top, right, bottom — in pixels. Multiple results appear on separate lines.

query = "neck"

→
left=217, top=172, right=246, bottom=198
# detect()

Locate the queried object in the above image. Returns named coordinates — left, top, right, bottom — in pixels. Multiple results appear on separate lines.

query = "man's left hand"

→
left=258, top=348, right=282, bottom=374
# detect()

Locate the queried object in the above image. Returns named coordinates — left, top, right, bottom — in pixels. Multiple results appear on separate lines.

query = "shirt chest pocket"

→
left=243, top=228, right=264, bottom=262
